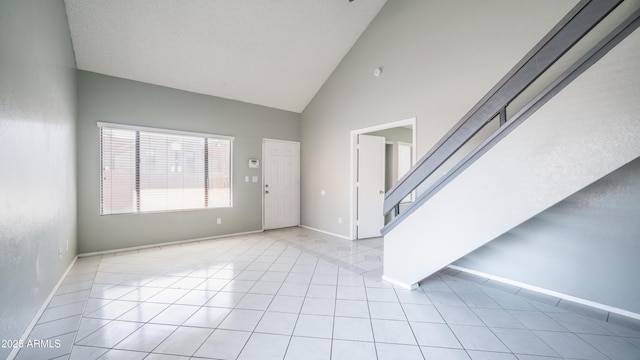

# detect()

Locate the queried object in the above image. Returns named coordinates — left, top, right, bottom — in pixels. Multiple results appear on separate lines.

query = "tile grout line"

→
left=449, top=276, right=531, bottom=358
left=9, top=255, right=80, bottom=360
left=231, top=238, right=292, bottom=359
left=193, top=236, right=303, bottom=359
left=50, top=259, right=102, bottom=359
left=17, top=228, right=640, bottom=359
left=423, top=273, right=475, bottom=359
left=395, top=283, right=433, bottom=359
left=101, top=235, right=253, bottom=357
left=273, top=236, right=318, bottom=360
left=447, top=268, right=618, bottom=359
left=76, top=238, right=253, bottom=357
left=448, top=264, right=640, bottom=325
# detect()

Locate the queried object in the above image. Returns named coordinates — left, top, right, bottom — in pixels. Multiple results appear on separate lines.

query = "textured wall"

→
left=76, top=71, right=300, bottom=253
left=300, top=0, right=577, bottom=237
left=0, top=0, right=77, bottom=357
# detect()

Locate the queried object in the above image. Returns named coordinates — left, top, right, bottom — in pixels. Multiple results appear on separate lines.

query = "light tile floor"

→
left=15, top=227, right=640, bottom=359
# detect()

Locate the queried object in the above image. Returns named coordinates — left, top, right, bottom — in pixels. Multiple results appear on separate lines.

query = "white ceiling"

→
left=64, top=0, right=387, bottom=113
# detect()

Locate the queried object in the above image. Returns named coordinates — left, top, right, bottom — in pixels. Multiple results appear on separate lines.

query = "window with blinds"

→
left=99, top=123, right=233, bottom=215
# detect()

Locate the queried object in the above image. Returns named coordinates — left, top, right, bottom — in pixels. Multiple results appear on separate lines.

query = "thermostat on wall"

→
left=248, top=159, right=260, bottom=168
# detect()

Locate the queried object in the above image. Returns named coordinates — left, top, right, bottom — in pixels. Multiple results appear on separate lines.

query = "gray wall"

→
left=76, top=71, right=300, bottom=253
left=0, top=0, right=77, bottom=357
left=300, top=0, right=577, bottom=236
left=455, top=157, right=640, bottom=313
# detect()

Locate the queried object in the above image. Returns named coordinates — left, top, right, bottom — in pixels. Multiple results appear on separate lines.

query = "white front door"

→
left=263, top=139, right=300, bottom=230
left=357, top=134, right=385, bottom=238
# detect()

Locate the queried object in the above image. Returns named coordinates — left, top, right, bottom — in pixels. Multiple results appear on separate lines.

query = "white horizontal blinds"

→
left=207, top=138, right=232, bottom=208
left=139, top=131, right=206, bottom=212
left=98, top=123, right=232, bottom=215
left=100, top=127, right=136, bottom=215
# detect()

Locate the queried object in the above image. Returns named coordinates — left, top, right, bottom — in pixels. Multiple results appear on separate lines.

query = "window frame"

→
left=97, top=122, right=234, bottom=215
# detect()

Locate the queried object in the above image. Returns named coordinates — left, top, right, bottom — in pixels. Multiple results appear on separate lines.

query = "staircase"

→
left=381, top=0, right=640, bottom=289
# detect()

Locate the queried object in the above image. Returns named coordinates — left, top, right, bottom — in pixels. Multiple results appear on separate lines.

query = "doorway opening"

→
left=350, top=118, right=416, bottom=240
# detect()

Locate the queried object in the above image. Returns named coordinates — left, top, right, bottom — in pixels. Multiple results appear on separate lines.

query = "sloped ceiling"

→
left=64, top=0, right=387, bottom=113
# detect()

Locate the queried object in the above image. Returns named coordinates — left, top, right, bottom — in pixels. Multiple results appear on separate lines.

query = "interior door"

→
left=357, top=134, right=385, bottom=238
left=263, top=139, right=300, bottom=230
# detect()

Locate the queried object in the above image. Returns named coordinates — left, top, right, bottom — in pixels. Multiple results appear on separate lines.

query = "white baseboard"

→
left=299, top=225, right=351, bottom=240
left=78, top=230, right=264, bottom=257
left=381, top=275, right=418, bottom=290
left=447, top=264, right=640, bottom=321
left=7, top=255, right=78, bottom=360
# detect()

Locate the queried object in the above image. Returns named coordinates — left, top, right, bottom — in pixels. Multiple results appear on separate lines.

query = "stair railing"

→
left=382, top=0, right=640, bottom=234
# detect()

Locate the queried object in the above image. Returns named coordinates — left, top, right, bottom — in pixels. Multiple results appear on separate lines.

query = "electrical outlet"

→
left=58, top=248, right=62, bottom=259
left=338, top=217, right=342, bottom=224
left=217, top=218, right=222, bottom=225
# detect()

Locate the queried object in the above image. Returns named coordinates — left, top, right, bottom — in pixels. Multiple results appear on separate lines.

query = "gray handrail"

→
left=383, top=0, right=622, bottom=217
left=382, top=5, right=640, bottom=235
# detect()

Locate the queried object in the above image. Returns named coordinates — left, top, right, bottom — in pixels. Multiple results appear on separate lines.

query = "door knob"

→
left=265, top=190, right=270, bottom=194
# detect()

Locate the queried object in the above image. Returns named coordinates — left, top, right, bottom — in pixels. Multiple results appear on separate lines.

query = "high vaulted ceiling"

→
left=64, top=0, right=387, bottom=113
